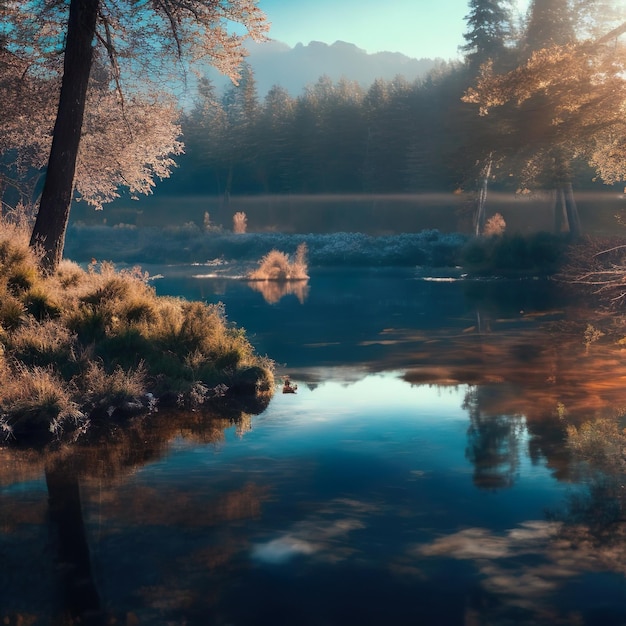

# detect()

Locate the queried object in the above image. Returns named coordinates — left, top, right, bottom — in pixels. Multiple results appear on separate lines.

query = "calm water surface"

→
left=2, top=267, right=626, bottom=625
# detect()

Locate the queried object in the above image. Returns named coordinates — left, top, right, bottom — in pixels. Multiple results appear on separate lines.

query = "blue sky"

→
left=258, top=0, right=530, bottom=60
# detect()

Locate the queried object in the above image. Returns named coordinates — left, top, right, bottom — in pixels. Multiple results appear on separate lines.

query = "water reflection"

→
left=5, top=271, right=626, bottom=624
left=247, top=278, right=310, bottom=304
left=464, top=387, right=525, bottom=489
left=0, top=408, right=262, bottom=625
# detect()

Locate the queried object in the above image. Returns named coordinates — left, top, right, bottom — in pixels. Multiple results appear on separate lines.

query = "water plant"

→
left=248, top=242, right=309, bottom=281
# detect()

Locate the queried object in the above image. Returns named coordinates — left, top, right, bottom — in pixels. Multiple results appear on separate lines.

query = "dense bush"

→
left=65, top=225, right=468, bottom=268
left=460, top=232, right=568, bottom=275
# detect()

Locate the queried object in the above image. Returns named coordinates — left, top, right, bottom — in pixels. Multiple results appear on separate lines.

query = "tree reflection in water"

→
left=559, top=418, right=626, bottom=539
left=5, top=290, right=626, bottom=623
left=46, top=461, right=103, bottom=625
left=463, top=386, right=525, bottom=489
left=0, top=402, right=269, bottom=625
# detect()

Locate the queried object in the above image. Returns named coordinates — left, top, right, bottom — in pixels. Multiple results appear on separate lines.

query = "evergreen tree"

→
left=461, top=0, right=514, bottom=70
left=221, top=62, right=261, bottom=198
left=523, top=0, right=575, bottom=54
left=258, top=85, right=296, bottom=193
left=362, top=79, right=390, bottom=192
left=181, top=77, right=228, bottom=194
left=320, top=78, right=366, bottom=192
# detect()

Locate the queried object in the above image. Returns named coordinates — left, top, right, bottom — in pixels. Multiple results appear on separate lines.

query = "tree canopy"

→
left=464, top=22, right=626, bottom=185
left=0, top=0, right=268, bottom=270
left=461, top=0, right=514, bottom=70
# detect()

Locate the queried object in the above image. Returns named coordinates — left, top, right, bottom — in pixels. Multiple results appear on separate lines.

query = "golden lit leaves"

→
left=77, top=86, right=184, bottom=208
left=0, top=0, right=270, bottom=207
left=463, top=32, right=626, bottom=187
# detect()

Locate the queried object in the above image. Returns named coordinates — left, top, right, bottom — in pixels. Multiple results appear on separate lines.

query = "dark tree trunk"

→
left=46, top=462, right=103, bottom=625
left=551, top=183, right=581, bottom=238
left=563, top=181, right=581, bottom=239
left=30, top=0, right=99, bottom=273
left=553, top=188, right=569, bottom=232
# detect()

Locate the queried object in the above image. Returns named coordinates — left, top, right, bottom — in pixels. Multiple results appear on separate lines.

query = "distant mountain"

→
left=200, top=39, right=444, bottom=98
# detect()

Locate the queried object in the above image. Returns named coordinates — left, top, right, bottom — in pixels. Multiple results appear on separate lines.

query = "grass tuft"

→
left=248, top=242, right=309, bottom=281
left=81, top=361, right=147, bottom=407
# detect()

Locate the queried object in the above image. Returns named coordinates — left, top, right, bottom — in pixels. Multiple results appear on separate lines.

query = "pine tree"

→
left=461, top=0, right=514, bottom=70
left=523, top=0, right=575, bottom=54
left=258, top=85, right=296, bottom=193
left=181, top=77, right=228, bottom=194
left=221, top=62, right=261, bottom=198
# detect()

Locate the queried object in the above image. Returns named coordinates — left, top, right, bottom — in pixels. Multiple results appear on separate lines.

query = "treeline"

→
left=171, top=66, right=475, bottom=196
left=161, top=0, right=623, bottom=202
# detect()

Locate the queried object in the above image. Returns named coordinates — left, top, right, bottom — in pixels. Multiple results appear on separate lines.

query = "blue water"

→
left=1, top=268, right=625, bottom=625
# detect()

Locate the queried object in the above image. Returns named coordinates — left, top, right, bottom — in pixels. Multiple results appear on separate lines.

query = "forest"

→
left=164, top=0, right=626, bottom=219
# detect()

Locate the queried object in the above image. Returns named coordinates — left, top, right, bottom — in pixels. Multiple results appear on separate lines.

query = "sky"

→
left=258, top=0, right=530, bottom=60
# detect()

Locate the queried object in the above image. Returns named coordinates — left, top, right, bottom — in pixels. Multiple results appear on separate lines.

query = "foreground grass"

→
left=0, top=220, right=274, bottom=441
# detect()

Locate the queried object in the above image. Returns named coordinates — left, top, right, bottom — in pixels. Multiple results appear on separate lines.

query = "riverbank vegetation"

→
left=65, top=222, right=574, bottom=277
left=0, top=218, right=273, bottom=442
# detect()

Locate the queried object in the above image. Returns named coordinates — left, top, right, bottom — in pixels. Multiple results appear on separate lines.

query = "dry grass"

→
left=0, top=216, right=274, bottom=441
left=248, top=242, right=309, bottom=281
left=8, top=318, right=75, bottom=368
left=0, top=364, right=85, bottom=438
left=233, top=211, right=247, bottom=234
left=80, top=361, right=147, bottom=407
left=483, top=213, right=506, bottom=236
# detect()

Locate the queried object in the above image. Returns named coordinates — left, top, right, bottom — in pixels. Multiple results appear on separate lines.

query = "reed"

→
left=248, top=243, right=309, bottom=281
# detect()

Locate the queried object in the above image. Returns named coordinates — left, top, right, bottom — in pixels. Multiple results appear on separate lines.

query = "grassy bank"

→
left=0, top=219, right=274, bottom=442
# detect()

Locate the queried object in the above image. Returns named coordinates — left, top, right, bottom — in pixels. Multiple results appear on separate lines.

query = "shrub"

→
left=483, top=213, right=506, bottom=236
left=233, top=211, right=247, bottom=234
left=248, top=243, right=309, bottom=281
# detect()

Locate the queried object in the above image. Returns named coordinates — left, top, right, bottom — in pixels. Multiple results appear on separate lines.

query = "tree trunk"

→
left=474, top=155, right=492, bottom=236
left=552, top=184, right=581, bottom=238
left=29, top=0, right=99, bottom=273
left=564, top=181, right=581, bottom=239
left=553, top=187, right=569, bottom=232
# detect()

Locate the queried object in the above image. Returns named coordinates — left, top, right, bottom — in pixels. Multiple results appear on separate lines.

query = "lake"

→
left=2, top=266, right=626, bottom=625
